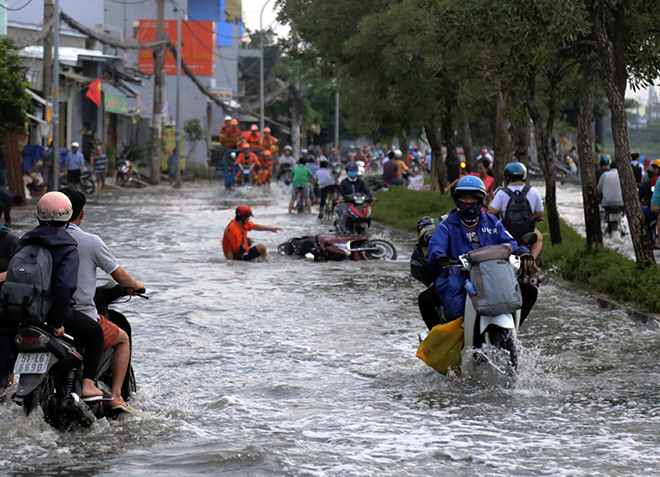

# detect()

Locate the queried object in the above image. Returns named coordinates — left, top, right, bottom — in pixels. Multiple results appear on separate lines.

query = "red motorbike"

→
left=278, top=234, right=397, bottom=262
left=336, top=193, right=372, bottom=235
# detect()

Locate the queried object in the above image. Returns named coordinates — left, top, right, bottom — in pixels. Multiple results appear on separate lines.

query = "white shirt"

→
left=490, top=184, right=544, bottom=216
left=597, top=169, right=623, bottom=207
left=315, top=168, right=336, bottom=188
left=67, top=224, right=119, bottom=321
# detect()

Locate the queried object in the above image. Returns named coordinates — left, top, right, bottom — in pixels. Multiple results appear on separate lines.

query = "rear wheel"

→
left=296, top=192, right=304, bottom=214
left=23, top=372, right=68, bottom=428
left=323, top=198, right=335, bottom=221
left=359, top=240, right=397, bottom=261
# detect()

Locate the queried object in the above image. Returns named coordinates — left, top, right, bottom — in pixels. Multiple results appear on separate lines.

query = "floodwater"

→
left=0, top=182, right=659, bottom=476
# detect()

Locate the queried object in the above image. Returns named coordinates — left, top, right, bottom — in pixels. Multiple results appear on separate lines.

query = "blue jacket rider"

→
left=426, top=176, right=530, bottom=323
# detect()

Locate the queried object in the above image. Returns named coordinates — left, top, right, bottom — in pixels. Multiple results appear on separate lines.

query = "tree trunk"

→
left=591, top=3, right=654, bottom=266
left=527, top=70, right=562, bottom=245
left=489, top=91, right=510, bottom=189
left=442, top=99, right=459, bottom=183
left=513, top=111, right=530, bottom=167
left=424, top=116, right=447, bottom=191
left=397, top=134, right=408, bottom=160
left=459, top=119, right=476, bottom=171
left=577, top=80, right=603, bottom=250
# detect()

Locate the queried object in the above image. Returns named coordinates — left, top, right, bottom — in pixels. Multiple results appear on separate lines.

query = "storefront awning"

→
left=61, top=70, right=96, bottom=83
left=102, top=82, right=129, bottom=115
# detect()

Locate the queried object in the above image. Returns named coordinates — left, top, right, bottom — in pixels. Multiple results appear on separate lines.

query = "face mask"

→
left=456, top=200, right=481, bottom=223
left=347, top=171, right=358, bottom=179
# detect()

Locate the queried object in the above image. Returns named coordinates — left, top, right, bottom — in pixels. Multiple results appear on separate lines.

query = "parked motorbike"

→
left=335, top=193, right=372, bottom=235
left=278, top=234, right=397, bottom=261
left=12, top=284, right=145, bottom=430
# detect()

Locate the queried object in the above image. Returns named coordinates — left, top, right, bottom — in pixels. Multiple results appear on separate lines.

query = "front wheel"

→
left=359, top=240, right=397, bottom=261
left=483, top=326, right=518, bottom=371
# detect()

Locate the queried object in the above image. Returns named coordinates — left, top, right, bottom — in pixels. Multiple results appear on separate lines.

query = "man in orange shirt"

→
left=222, top=119, right=243, bottom=149
left=257, top=150, right=273, bottom=184
left=222, top=205, right=282, bottom=260
left=244, top=124, right=262, bottom=150
left=234, top=143, right=261, bottom=186
left=260, top=127, right=278, bottom=153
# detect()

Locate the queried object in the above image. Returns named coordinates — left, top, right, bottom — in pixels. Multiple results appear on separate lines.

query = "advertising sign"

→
left=138, top=20, right=216, bottom=76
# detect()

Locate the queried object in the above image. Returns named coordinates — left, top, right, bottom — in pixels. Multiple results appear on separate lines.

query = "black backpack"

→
left=0, top=245, right=53, bottom=324
left=501, top=185, right=535, bottom=241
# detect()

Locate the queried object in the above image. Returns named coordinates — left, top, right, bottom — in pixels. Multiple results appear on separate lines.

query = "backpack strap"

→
left=520, top=185, right=531, bottom=197
left=502, top=186, right=514, bottom=198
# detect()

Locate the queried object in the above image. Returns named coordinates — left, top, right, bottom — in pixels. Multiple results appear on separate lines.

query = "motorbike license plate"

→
left=13, top=353, right=51, bottom=374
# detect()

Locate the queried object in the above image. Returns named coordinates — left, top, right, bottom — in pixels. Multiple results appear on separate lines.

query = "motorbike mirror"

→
left=520, top=232, right=538, bottom=246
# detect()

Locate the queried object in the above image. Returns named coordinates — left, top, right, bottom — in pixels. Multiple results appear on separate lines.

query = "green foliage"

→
left=0, top=36, right=31, bottom=141
left=119, top=142, right=146, bottom=163
left=371, top=187, right=455, bottom=231
left=184, top=118, right=204, bottom=144
left=105, top=143, right=117, bottom=170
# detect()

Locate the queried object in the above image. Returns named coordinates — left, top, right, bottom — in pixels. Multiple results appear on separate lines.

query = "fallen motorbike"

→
left=416, top=232, right=538, bottom=378
left=279, top=234, right=397, bottom=261
left=58, top=171, right=95, bottom=195
left=12, top=284, right=145, bottom=429
left=335, top=193, right=372, bottom=235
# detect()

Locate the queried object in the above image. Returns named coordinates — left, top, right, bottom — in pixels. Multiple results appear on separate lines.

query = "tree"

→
left=0, top=36, right=30, bottom=142
left=585, top=0, right=660, bottom=266
left=183, top=118, right=204, bottom=156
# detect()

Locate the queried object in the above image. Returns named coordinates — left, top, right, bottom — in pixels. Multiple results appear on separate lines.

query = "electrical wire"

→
left=0, top=0, right=34, bottom=11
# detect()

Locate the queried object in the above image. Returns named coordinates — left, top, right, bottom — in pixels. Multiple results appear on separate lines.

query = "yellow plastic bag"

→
left=416, top=317, right=464, bottom=375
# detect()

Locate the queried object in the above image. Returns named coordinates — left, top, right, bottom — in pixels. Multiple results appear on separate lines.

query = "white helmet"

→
left=37, top=191, right=73, bottom=223
left=71, top=142, right=80, bottom=148
left=224, top=115, right=232, bottom=121
left=394, top=149, right=403, bottom=158
left=283, top=145, right=293, bottom=151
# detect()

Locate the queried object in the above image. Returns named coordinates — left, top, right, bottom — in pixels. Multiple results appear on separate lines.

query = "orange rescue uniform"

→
left=222, top=127, right=243, bottom=149
left=222, top=219, right=255, bottom=258
left=243, top=131, right=262, bottom=149
left=261, top=134, right=279, bottom=153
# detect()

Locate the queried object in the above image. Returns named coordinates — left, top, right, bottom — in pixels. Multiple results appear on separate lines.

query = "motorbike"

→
left=335, top=193, right=372, bottom=235
left=278, top=163, right=293, bottom=186
left=58, top=171, right=95, bottom=195
left=601, top=205, right=626, bottom=237
left=11, top=284, right=145, bottom=429
left=278, top=233, right=397, bottom=261
left=417, top=232, right=538, bottom=378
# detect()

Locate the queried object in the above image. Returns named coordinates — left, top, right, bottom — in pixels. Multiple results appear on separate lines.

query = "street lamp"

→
left=259, top=0, right=273, bottom=132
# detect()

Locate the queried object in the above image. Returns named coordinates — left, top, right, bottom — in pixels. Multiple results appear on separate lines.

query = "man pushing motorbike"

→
left=418, top=176, right=538, bottom=331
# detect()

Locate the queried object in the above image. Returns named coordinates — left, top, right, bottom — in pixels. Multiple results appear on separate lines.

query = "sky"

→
left=241, top=0, right=290, bottom=37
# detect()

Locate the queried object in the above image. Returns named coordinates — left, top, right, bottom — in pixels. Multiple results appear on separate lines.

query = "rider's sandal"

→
left=82, top=391, right=112, bottom=402
left=111, top=403, right=136, bottom=414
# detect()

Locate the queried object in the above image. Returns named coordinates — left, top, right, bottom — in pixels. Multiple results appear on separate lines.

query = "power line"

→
left=0, top=0, right=34, bottom=11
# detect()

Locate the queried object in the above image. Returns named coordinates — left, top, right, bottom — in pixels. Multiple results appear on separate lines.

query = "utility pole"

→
left=43, top=0, right=53, bottom=115
left=51, top=0, right=60, bottom=191
left=173, top=5, right=181, bottom=188
left=150, top=0, right=165, bottom=185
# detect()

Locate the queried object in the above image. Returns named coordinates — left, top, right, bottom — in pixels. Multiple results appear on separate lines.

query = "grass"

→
left=373, top=186, right=660, bottom=313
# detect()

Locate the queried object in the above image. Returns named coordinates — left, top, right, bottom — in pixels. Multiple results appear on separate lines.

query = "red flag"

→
left=86, top=77, right=102, bottom=107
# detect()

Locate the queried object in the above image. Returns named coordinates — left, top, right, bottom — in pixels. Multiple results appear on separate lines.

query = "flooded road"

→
left=1, top=182, right=659, bottom=476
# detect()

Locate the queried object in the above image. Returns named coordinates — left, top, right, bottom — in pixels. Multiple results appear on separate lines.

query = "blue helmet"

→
left=504, top=162, right=527, bottom=182
left=345, top=161, right=359, bottom=172
left=453, top=175, right=487, bottom=202
left=600, top=155, right=611, bottom=165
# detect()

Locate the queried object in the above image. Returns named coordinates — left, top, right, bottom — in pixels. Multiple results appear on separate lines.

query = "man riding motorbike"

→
left=418, top=176, right=537, bottom=331
left=336, top=162, right=376, bottom=233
